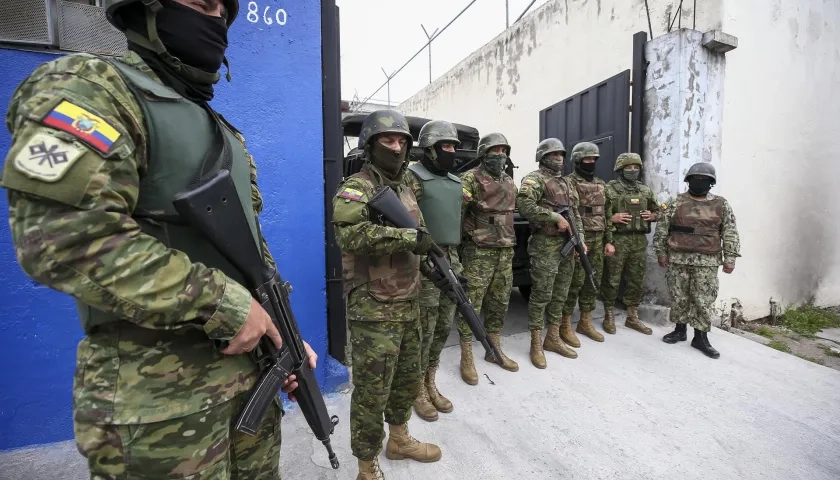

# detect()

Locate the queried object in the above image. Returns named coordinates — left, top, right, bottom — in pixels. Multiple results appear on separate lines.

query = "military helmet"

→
left=614, top=153, right=642, bottom=171
left=570, top=142, right=600, bottom=164
left=418, top=120, right=461, bottom=149
left=535, top=138, right=566, bottom=164
left=106, top=0, right=241, bottom=29
left=477, top=132, right=511, bottom=158
left=684, top=162, right=716, bottom=182
left=357, top=110, right=413, bottom=150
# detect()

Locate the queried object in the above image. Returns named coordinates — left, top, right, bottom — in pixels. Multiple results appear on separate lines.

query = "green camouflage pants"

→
left=349, top=317, right=423, bottom=461
left=666, top=263, right=720, bottom=332
left=75, top=393, right=282, bottom=479
left=419, top=246, right=461, bottom=372
left=564, top=231, right=605, bottom=315
left=456, top=243, right=514, bottom=339
left=601, top=233, right=649, bottom=308
left=526, top=233, right=575, bottom=330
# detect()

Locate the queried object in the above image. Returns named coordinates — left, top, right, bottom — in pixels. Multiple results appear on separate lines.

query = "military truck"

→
left=340, top=113, right=534, bottom=301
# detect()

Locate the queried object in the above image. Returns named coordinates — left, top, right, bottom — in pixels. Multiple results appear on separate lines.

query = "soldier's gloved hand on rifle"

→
left=413, top=229, right=435, bottom=255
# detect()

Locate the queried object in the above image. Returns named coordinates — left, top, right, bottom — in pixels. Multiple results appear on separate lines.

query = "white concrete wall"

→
left=399, top=0, right=723, bottom=185
left=715, top=0, right=840, bottom=317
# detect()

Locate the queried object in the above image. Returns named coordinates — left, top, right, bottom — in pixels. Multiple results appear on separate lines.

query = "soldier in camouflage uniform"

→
left=601, top=153, right=659, bottom=335
left=516, top=138, right=587, bottom=368
left=563, top=142, right=614, bottom=345
left=653, top=163, right=740, bottom=359
left=0, top=0, right=316, bottom=478
left=457, top=132, right=520, bottom=384
left=332, top=110, right=442, bottom=479
left=403, top=120, right=467, bottom=422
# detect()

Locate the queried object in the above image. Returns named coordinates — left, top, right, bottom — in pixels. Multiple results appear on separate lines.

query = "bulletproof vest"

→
left=341, top=169, right=421, bottom=302
left=612, top=181, right=652, bottom=234
left=574, top=177, right=606, bottom=231
left=407, top=162, right=462, bottom=246
left=667, top=193, right=725, bottom=254
left=75, top=57, right=260, bottom=332
left=462, top=167, right=516, bottom=248
left=534, top=168, right=572, bottom=237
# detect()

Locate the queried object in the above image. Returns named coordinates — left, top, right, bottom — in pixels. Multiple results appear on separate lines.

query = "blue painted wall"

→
left=0, top=1, right=346, bottom=452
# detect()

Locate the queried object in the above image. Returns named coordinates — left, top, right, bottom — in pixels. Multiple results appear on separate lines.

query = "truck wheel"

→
left=519, top=286, right=532, bottom=303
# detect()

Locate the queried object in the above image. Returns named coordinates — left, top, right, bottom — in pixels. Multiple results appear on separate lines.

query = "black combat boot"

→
left=691, top=329, right=720, bottom=359
left=662, top=323, right=687, bottom=344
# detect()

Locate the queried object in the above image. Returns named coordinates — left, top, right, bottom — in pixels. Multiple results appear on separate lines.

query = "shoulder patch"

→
left=338, top=187, right=364, bottom=202
left=660, top=203, right=668, bottom=211
left=13, top=132, right=86, bottom=183
left=462, top=187, right=473, bottom=201
left=41, top=100, right=122, bottom=155
left=521, top=177, right=537, bottom=186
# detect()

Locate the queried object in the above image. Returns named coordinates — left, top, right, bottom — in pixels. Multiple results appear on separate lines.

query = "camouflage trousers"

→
left=601, top=233, right=649, bottom=308
left=666, top=263, right=720, bottom=332
left=456, top=243, right=514, bottom=339
left=75, top=393, right=282, bottom=479
left=564, top=231, right=605, bottom=315
left=349, top=315, right=423, bottom=461
left=419, top=246, right=461, bottom=372
left=526, top=233, right=576, bottom=330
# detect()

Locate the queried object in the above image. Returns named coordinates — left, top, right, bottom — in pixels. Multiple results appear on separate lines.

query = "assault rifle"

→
left=172, top=169, right=340, bottom=469
left=366, top=186, right=504, bottom=367
left=556, top=205, right=599, bottom=291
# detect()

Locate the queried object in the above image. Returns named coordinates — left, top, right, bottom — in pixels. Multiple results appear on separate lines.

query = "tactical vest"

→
left=75, top=57, right=261, bottom=332
left=612, top=182, right=652, bottom=234
left=667, top=194, right=725, bottom=254
left=341, top=170, right=422, bottom=302
left=462, top=167, right=516, bottom=248
left=407, top=162, right=462, bottom=246
left=534, top=170, right=572, bottom=237
left=575, top=179, right=606, bottom=231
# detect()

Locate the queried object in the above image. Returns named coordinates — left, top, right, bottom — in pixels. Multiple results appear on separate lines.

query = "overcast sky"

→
left=337, top=0, right=551, bottom=106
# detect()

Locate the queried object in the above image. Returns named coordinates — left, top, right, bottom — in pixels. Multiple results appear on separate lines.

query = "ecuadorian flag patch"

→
left=522, top=178, right=536, bottom=186
left=462, top=187, right=472, bottom=201
left=339, top=187, right=364, bottom=201
left=42, top=100, right=121, bottom=154
left=630, top=197, right=641, bottom=205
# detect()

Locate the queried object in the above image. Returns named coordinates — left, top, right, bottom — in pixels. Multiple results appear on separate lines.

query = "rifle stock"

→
left=366, top=186, right=504, bottom=367
left=172, top=169, right=340, bottom=470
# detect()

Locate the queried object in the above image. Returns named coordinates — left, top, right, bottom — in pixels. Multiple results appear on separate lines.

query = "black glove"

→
left=413, top=230, right=434, bottom=255
left=455, top=273, right=469, bottom=289
left=428, top=269, right=450, bottom=291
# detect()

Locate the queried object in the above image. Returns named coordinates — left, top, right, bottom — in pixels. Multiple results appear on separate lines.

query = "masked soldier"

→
left=457, top=132, right=519, bottom=384
left=332, top=110, right=442, bottom=479
left=562, top=142, right=614, bottom=345
left=0, top=0, right=317, bottom=477
left=403, top=120, right=467, bottom=422
left=601, top=153, right=659, bottom=335
left=516, top=138, right=587, bottom=368
left=653, top=162, right=740, bottom=359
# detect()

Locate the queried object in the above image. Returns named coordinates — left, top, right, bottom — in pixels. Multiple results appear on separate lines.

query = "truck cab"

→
left=340, top=113, right=533, bottom=301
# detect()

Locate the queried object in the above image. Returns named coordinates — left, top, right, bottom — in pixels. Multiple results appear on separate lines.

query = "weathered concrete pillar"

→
left=638, top=28, right=736, bottom=325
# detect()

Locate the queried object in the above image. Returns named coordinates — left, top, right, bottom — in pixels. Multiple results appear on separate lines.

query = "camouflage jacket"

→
left=516, top=166, right=585, bottom=244
left=653, top=192, right=741, bottom=266
left=603, top=179, right=659, bottom=238
left=565, top=171, right=610, bottom=244
left=0, top=51, right=275, bottom=424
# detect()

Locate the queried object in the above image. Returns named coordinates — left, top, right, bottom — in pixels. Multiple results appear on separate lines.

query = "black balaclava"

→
left=687, top=176, right=714, bottom=196
left=577, top=160, right=596, bottom=180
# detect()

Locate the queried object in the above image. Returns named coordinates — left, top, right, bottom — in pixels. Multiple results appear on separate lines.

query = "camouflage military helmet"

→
left=357, top=110, right=413, bottom=150
left=684, top=162, right=716, bottom=182
left=477, top=132, right=511, bottom=158
left=614, top=153, right=642, bottom=171
left=418, top=120, right=461, bottom=149
left=107, top=0, right=240, bottom=28
left=535, top=138, right=566, bottom=164
left=570, top=141, right=600, bottom=164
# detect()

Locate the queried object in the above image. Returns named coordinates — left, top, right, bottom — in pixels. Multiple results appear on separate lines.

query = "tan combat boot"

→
left=530, top=330, right=546, bottom=369
left=460, top=339, right=478, bottom=385
left=625, top=306, right=653, bottom=335
left=559, top=314, right=581, bottom=348
left=576, top=310, right=605, bottom=342
left=356, top=458, right=385, bottom=480
left=385, top=423, right=442, bottom=463
left=543, top=323, right=578, bottom=359
left=412, top=374, right=438, bottom=422
left=485, top=332, right=519, bottom=372
left=603, top=307, right=616, bottom=334
left=426, top=366, right=453, bottom=413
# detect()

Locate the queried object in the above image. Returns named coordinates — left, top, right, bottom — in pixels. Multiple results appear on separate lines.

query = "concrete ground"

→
left=3, top=291, right=840, bottom=480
